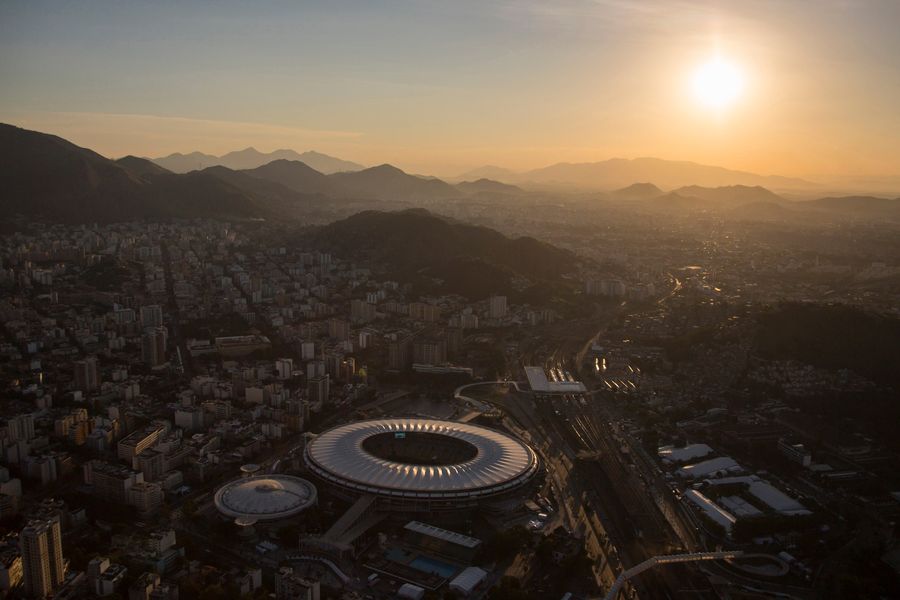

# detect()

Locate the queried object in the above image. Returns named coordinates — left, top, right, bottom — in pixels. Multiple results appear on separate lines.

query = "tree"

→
left=480, top=526, right=531, bottom=563
left=487, top=576, right=534, bottom=600
left=535, top=536, right=554, bottom=566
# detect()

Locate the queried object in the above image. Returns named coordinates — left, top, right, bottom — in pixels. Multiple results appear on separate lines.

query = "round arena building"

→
left=304, top=418, right=540, bottom=511
left=214, top=474, right=318, bottom=522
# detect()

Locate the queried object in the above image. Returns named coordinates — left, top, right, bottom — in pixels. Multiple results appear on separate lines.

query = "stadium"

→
left=213, top=473, right=318, bottom=522
left=304, top=418, right=540, bottom=512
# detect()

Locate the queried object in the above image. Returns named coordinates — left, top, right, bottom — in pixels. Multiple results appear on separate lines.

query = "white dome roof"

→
left=214, top=474, right=317, bottom=520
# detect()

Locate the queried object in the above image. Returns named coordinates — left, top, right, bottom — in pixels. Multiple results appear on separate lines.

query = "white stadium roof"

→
left=304, top=418, right=539, bottom=500
left=214, top=474, right=317, bottom=520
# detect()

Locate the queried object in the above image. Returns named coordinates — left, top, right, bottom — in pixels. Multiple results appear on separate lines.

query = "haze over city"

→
left=1, top=3, right=899, bottom=600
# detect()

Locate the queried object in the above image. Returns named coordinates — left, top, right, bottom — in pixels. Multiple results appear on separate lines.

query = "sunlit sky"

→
left=1, top=0, right=899, bottom=180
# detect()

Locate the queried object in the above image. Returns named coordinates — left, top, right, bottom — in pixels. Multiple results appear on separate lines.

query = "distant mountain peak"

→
left=116, top=155, right=171, bottom=178
left=241, top=159, right=336, bottom=196
left=455, top=165, right=521, bottom=183
left=369, top=163, right=405, bottom=173
left=329, top=163, right=461, bottom=201
left=613, top=182, right=663, bottom=199
left=151, top=147, right=364, bottom=174
left=456, top=178, right=523, bottom=195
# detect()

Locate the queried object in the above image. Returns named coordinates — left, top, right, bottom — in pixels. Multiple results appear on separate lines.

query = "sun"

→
left=692, top=58, right=744, bottom=109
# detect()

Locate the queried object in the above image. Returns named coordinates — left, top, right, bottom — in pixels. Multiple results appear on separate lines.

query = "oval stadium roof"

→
left=304, top=418, right=539, bottom=500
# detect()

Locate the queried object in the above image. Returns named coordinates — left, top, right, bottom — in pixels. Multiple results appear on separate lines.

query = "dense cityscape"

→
left=1, top=165, right=898, bottom=599
left=2, top=2, right=900, bottom=599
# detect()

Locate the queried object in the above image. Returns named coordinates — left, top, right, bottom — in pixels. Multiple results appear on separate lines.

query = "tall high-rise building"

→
left=388, top=335, right=414, bottom=371
left=83, top=460, right=145, bottom=505
left=114, top=307, right=136, bottom=325
left=306, top=360, right=325, bottom=381
left=327, top=318, right=351, bottom=341
left=5, top=414, right=35, bottom=442
left=129, top=482, right=164, bottom=516
left=73, top=356, right=99, bottom=392
left=275, top=358, right=294, bottom=380
left=489, top=295, right=508, bottom=319
left=338, top=358, right=356, bottom=382
left=139, top=305, right=164, bottom=328
left=136, top=449, right=165, bottom=482
left=586, top=279, right=627, bottom=297
left=409, top=302, right=440, bottom=322
left=299, top=341, right=315, bottom=361
left=20, top=518, right=65, bottom=598
left=307, top=375, right=330, bottom=406
left=350, top=299, right=376, bottom=324
left=324, top=353, right=343, bottom=379
left=141, top=327, right=168, bottom=367
left=413, top=338, right=447, bottom=365
left=446, top=327, right=464, bottom=359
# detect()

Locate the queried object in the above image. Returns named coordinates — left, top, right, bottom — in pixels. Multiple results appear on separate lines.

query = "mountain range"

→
left=459, top=157, right=816, bottom=191
left=151, top=147, right=365, bottom=174
left=0, top=124, right=464, bottom=222
left=1, top=123, right=897, bottom=224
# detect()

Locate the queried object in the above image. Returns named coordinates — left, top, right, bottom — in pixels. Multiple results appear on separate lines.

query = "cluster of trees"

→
left=478, top=526, right=532, bottom=564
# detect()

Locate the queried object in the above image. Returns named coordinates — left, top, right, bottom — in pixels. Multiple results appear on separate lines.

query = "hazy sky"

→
left=1, top=0, right=899, bottom=178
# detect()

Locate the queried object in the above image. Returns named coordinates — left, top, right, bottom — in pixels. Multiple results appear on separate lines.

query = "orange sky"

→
left=1, top=1, right=898, bottom=182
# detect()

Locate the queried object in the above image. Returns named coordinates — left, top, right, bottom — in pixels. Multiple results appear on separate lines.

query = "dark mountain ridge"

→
left=310, top=209, right=575, bottom=297
left=241, top=159, right=342, bottom=197
left=3, top=123, right=894, bottom=224
left=329, top=164, right=462, bottom=202
left=0, top=124, right=268, bottom=221
left=115, top=155, right=171, bottom=179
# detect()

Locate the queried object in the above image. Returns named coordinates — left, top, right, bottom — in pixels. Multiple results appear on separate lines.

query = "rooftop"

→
left=524, top=366, right=588, bottom=394
left=214, top=474, right=317, bottom=521
left=404, top=521, right=482, bottom=549
left=305, top=418, right=539, bottom=500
